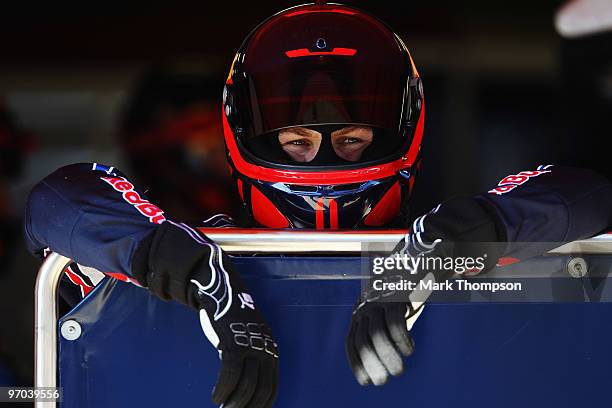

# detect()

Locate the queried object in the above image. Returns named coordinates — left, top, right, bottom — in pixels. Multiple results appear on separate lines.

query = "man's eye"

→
left=288, top=140, right=308, bottom=146
left=342, top=137, right=360, bottom=144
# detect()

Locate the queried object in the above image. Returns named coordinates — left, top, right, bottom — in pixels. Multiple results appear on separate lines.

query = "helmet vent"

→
left=288, top=184, right=319, bottom=193
left=332, top=183, right=363, bottom=192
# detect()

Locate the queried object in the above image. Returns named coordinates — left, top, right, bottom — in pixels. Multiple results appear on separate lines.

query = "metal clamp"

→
left=567, top=257, right=588, bottom=278
left=60, top=320, right=82, bottom=341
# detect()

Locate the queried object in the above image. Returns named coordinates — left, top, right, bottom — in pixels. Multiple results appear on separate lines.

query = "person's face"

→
left=278, top=125, right=373, bottom=163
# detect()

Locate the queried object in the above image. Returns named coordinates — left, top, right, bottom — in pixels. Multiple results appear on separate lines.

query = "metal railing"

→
left=33, top=231, right=612, bottom=407
left=34, top=253, right=71, bottom=407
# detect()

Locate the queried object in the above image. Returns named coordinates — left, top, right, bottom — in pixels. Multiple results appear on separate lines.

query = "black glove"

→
left=133, top=220, right=278, bottom=408
left=346, top=287, right=425, bottom=386
left=346, top=197, right=503, bottom=386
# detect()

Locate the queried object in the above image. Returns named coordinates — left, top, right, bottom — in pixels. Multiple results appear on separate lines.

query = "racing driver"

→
left=24, top=3, right=612, bottom=407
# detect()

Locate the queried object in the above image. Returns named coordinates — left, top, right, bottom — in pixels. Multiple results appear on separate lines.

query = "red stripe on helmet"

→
left=251, top=186, right=290, bottom=228
left=363, top=182, right=401, bottom=226
left=405, top=102, right=425, bottom=164
left=285, top=48, right=357, bottom=58
left=285, top=9, right=356, bottom=17
left=315, top=198, right=325, bottom=229
left=236, top=178, right=244, bottom=201
left=329, top=198, right=338, bottom=229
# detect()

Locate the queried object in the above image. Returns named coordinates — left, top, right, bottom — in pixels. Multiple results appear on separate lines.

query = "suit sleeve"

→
left=475, top=165, right=612, bottom=259
left=23, top=162, right=166, bottom=278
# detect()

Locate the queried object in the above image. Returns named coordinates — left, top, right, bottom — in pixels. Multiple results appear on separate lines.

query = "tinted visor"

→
left=244, top=124, right=405, bottom=166
left=233, top=6, right=413, bottom=166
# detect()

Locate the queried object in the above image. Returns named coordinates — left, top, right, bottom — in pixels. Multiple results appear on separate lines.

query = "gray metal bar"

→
left=34, top=253, right=71, bottom=408
left=202, top=231, right=612, bottom=254
left=548, top=234, right=612, bottom=255
left=204, top=231, right=407, bottom=253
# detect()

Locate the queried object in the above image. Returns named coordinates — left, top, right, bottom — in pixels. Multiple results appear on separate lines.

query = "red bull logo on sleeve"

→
left=488, top=165, right=553, bottom=196
left=100, top=176, right=166, bottom=224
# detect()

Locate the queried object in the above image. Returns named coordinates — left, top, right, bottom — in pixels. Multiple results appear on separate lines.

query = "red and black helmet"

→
left=223, top=2, right=424, bottom=229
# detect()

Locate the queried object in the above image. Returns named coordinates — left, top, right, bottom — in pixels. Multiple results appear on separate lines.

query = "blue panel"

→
left=59, top=257, right=612, bottom=407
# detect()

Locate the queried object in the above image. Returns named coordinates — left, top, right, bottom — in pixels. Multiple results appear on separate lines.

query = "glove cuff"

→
left=131, top=221, right=214, bottom=307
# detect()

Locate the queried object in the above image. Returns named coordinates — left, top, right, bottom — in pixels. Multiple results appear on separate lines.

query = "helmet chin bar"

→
left=231, top=172, right=409, bottom=229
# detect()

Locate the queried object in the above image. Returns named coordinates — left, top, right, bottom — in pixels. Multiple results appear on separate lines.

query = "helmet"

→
left=223, top=3, right=424, bottom=229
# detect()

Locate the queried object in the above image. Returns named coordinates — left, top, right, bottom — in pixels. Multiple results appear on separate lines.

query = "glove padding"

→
left=191, top=276, right=279, bottom=408
left=346, top=196, right=503, bottom=386
left=133, top=220, right=278, bottom=408
left=346, top=294, right=424, bottom=386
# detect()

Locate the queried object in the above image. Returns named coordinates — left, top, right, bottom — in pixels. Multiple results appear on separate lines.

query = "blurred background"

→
left=0, top=0, right=611, bottom=386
